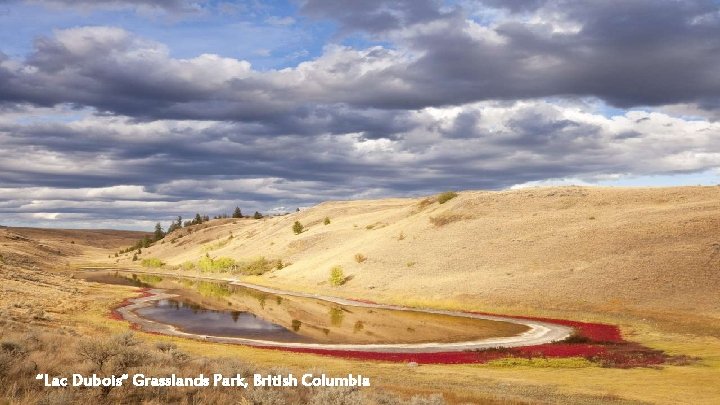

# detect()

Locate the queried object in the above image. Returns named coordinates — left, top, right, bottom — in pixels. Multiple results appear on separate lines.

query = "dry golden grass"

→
left=111, top=186, right=719, bottom=330
left=2, top=186, right=720, bottom=403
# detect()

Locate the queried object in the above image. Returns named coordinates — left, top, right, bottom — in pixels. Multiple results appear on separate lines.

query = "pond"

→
left=78, top=271, right=529, bottom=345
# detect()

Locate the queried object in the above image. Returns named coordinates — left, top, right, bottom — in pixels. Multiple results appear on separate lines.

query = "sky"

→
left=1, top=0, right=719, bottom=230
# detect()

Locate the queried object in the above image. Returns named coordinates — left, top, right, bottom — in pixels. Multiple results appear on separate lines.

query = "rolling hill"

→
left=112, top=186, right=720, bottom=334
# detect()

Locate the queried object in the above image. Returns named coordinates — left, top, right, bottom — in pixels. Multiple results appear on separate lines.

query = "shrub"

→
left=141, top=258, right=164, bottom=268
left=437, top=191, right=458, bottom=204
left=0, top=340, right=27, bottom=359
left=155, top=342, right=177, bottom=353
left=309, top=386, right=364, bottom=405
left=181, top=261, right=195, bottom=271
left=329, top=266, right=345, bottom=286
left=76, top=337, right=119, bottom=371
left=354, top=253, right=367, bottom=263
left=198, top=256, right=236, bottom=273
left=417, top=197, right=435, bottom=209
left=329, top=307, right=344, bottom=326
left=198, top=256, right=214, bottom=272
left=132, top=253, right=138, bottom=261
left=214, top=257, right=236, bottom=271
left=323, top=217, right=331, bottom=225
left=240, top=257, right=274, bottom=275
left=429, top=213, right=463, bottom=227
left=253, top=211, right=263, bottom=219
left=293, top=221, right=304, bottom=234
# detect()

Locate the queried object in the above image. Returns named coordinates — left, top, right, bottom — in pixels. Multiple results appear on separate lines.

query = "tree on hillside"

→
left=232, top=207, right=243, bottom=218
left=153, top=223, right=165, bottom=241
left=253, top=211, right=263, bottom=219
left=202, top=215, right=210, bottom=222
left=194, top=213, right=202, bottom=224
left=293, top=221, right=304, bottom=235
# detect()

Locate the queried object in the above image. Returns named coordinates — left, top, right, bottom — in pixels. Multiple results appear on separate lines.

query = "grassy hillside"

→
left=3, top=187, right=720, bottom=404
left=0, top=227, right=149, bottom=270
left=114, top=186, right=720, bottom=334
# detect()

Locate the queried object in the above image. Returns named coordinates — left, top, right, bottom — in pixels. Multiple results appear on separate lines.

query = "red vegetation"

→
left=107, top=287, right=152, bottom=321
left=108, top=291, right=672, bottom=368
left=270, top=340, right=669, bottom=368
left=466, top=311, right=623, bottom=344
left=270, top=302, right=667, bottom=368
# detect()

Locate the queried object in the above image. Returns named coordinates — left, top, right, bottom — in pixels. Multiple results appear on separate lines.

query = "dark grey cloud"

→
left=1, top=1, right=720, bottom=229
left=1, top=1, right=719, bottom=120
left=298, top=0, right=448, bottom=34
left=474, top=0, right=551, bottom=13
left=1, top=104, right=718, bottom=229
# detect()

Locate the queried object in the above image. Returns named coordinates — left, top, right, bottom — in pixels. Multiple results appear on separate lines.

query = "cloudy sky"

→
left=1, top=0, right=719, bottom=230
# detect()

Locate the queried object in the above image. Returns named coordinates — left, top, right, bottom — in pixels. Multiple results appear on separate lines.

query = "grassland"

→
left=1, top=186, right=720, bottom=403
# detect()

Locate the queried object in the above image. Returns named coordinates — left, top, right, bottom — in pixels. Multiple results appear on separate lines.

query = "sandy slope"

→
left=114, top=186, right=720, bottom=333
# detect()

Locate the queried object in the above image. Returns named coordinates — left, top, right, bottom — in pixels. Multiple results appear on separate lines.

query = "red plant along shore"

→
left=109, top=289, right=673, bottom=368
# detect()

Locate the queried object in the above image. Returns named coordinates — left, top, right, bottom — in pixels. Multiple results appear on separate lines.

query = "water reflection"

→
left=136, top=299, right=309, bottom=342
left=79, top=271, right=528, bottom=344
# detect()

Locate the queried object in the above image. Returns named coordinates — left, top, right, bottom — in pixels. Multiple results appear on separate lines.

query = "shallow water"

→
left=136, top=299, right=312, bottom=342
left=79, top=270, right=528, bottom=344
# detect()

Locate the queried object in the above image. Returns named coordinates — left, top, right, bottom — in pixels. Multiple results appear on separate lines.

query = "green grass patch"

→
left=140, top=258, right=165, bottom=268
left=485, top=357, right=596, bottom=368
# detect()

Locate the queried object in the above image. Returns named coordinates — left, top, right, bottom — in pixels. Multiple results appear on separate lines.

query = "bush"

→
left=214, top=257, right=237, bottom=271
left=354, top=253, right=367, bottom=263
left=76, top=338, right=119, bottom=371
left=329, top=266, right=345, bottom=286
left=437, top=191, right=458, bottom=204
left=198, top=256, right=214, bottom=272
left=198, top=256, right=236, bottom=273
left=240, top=257, right=274, bottom=275
left=323, top=217, right=331, bottom=225
left=181, top=261, right=195, bottom=271
left=155, top=342, right=177, bottom=353
left=293, top=221, right=304, bottom=234
left=141, top=258, right=164, bottom=268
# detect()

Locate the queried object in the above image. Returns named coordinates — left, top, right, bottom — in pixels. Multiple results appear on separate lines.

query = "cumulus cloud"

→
left=2, top=1, right=720, bottom=119
left=25, top=0, right=206, bottom=14
left=1, top=100, right=718, bottom=227
left=1, top=0, right=719, bottom=228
